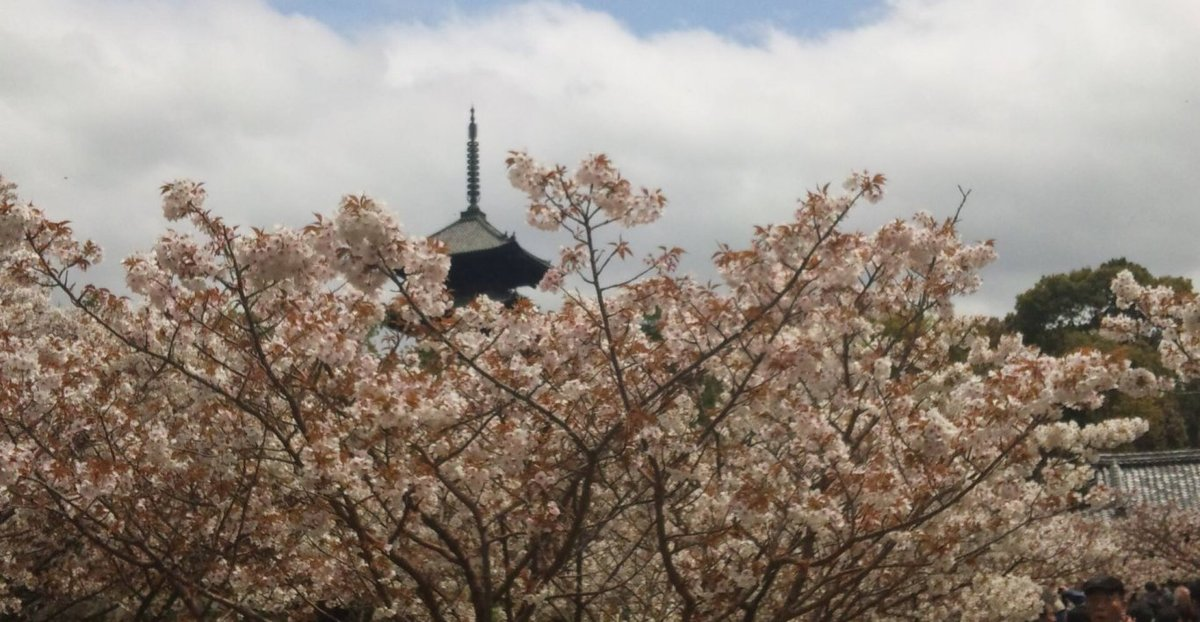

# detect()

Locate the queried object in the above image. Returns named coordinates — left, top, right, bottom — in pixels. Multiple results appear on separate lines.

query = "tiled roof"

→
left=427, top=210, right=549, bottom=302
left=430, top=211, right=512, bottom=254
left=1095, top=449, right=1200, bottom=508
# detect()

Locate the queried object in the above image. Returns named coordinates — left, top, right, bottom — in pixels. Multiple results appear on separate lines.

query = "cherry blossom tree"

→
left=1100, top=272, right=1200, bottom=585
left=1109, top=504, right=1200, bottom=586
left=0, top=157, right=1150, bottom=620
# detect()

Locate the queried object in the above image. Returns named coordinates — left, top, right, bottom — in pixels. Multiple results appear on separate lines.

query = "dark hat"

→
left=1061, top=589, right=1086, bottom=606
left=1083, top=575, right=1126, bottom=595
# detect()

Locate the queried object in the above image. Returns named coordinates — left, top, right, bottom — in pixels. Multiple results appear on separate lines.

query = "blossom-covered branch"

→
left=0, top=160, right=1150, bottom=620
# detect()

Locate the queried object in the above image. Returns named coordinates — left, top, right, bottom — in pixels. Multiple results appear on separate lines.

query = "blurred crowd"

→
left=1038, top=576, right=1200, bottom=622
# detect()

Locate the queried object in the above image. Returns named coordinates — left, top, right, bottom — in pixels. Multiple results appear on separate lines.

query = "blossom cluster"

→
left=1105, top=269, right=1200, bottom=379
left=0, top=160, right=1153, bottom=620
left=1098, top=270, right=1200, bottom=585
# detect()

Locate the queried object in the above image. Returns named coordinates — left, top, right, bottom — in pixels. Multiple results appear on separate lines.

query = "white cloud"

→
left=2, top=0, right=1197, bottom=315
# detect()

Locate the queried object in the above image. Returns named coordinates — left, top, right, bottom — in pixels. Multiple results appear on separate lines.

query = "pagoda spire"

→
left=463, top=107, right=482, bottom=218
left=426, top=108, right=551, bottom=308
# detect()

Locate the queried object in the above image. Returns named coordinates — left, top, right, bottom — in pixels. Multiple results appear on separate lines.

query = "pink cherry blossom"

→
left=0, top=161, right=1156, bottom=620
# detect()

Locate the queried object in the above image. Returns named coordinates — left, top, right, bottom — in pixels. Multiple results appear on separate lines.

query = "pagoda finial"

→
left=464, top=107, right=482, bottom=217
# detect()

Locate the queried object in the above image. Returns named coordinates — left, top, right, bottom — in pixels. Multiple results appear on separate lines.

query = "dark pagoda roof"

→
left=429, top=109, right=548, bottom=304
left=1095, top=449, right=1200, bottom=509
left=430, top=212, right=550, bottom=303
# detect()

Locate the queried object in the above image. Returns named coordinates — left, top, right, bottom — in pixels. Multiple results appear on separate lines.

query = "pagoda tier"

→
left=430, top=210, right=549, bottom=306
left=429, top=109, right=548, bottom=305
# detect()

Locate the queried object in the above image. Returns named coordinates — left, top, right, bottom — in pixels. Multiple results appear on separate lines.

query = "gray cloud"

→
left=2, top=0, right=1197, bottom=316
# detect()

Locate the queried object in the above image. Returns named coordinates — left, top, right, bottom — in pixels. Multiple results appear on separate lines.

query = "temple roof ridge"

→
left=1094, top=448, right=1200, bottom=510
left=1096, top=449, right=1200, bottom=466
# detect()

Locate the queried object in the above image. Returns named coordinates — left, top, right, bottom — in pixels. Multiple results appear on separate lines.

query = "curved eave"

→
left=447, top=239, right=550, bottom=293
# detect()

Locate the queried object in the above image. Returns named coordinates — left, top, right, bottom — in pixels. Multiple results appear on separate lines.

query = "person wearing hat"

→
left=1083, top=575, right=1133, bottom=622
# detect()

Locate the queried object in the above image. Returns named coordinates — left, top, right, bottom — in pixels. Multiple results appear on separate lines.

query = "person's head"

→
left=1175, top=585, right=1192, bottom=606
left=1148, top=582, right=1160, bottom=594
left=1157, top=605, right=1182, bottom=622
left=1128, top=600, right=1155, bottom=622
left=1083, top=575, right=1127, bottom=622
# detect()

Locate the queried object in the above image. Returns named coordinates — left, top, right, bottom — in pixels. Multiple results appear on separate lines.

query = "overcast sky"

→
left=2, top=0, right=1198, bottom=316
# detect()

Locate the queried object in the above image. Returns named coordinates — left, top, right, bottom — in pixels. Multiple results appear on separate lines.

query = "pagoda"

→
left=429, top=109, right=549, bottom=306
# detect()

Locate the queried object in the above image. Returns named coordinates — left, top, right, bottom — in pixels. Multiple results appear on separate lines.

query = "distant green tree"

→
left=1005, top=258, right=1198, bottom=450
left=1008, top=258, right=1192, bottom=356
